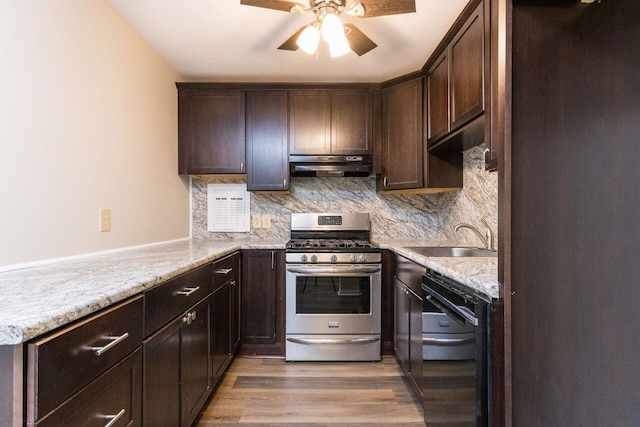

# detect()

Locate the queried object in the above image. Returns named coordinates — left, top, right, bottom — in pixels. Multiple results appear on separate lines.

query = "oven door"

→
left=285, top=264, right=381, bottom=335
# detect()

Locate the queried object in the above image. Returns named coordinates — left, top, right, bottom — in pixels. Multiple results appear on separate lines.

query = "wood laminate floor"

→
left=195, top=356, right=424, bottom=426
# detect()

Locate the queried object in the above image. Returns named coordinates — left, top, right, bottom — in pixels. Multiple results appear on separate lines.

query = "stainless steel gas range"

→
left=285, top=213, right=381, bottom=362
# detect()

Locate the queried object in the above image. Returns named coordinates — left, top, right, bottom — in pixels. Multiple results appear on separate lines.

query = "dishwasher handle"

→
left=423, top=285, right=479, bottom=326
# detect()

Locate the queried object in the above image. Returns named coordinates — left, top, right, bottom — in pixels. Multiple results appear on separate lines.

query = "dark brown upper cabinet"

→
left=246, top=90, right=289, bottom=191
left=427, top=1, right=486, bottom=150
left=289, top=89, right=373, bottom=155
left=381, top=77, right=424, bottom=191
left=178, top=87, right=246, bottom=174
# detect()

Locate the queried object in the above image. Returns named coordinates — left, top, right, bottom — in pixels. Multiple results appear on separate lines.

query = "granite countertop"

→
left=0, top=237, right=499, bottom=346
left=0, top=238, right=287, bottom=346
left=374, top=239, right=500, bottom=300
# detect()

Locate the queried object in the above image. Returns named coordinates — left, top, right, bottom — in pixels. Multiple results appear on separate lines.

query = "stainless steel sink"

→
left=404, top=246, right=496, bottom=257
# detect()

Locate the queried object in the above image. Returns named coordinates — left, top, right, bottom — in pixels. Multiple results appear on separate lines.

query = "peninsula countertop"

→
left=0, top=239, right=286, bottom=345
left=0, top=238, right=499, bottom=346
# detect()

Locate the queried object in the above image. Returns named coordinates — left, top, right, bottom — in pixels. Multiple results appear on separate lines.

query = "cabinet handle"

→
left=271, top=251, right=275, bottom=270
left=240, top=161, right=244, bottom=170
left=214, top=268, right=232, bottom=274
left=176, top=286, right=200, bottom=296
left=284, top=178, right=287, bottom=187
left=383, top=176, right=388, bottom=189
left=90, top=333, right=129, bottom=356
left=183, top=311, right=197, bottom=325
left=103, top=409, right=126, bottom=427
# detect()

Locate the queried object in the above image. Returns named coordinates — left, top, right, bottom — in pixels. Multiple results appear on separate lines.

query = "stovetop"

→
left=286, top=213, right=379, bottom=263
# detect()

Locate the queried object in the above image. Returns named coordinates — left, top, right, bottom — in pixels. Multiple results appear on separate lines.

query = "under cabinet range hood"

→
left=290, top=155, right=373, bottom=177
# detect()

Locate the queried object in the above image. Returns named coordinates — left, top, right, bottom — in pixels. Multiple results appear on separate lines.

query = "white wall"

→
left=0, top=1, right=189, bottom=268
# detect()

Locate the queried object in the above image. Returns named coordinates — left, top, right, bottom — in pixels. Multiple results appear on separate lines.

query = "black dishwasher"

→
left=421, top=270, right=490, bottom=427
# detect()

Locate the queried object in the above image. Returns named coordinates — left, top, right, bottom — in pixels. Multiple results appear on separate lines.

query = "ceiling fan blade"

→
left=240, top=0, right=304, bottom=13
left=358, top=0, right=416, bottom=17
left=278, top=25, right=307, bottom=51
left=344, top=23, right=377, bottom=56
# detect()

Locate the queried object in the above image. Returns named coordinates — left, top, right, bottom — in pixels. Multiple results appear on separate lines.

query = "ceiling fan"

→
left=240, top=0, right=417, bottom=57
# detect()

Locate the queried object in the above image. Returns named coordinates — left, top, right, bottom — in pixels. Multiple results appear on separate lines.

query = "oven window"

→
left=295, top=276, right=371, bottom=314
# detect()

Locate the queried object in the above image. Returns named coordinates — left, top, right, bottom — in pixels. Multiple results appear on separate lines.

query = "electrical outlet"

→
left=261, top=214, right=271, bottom=228
left=99, top=208, right=111, bottom=232
left=251, top=214, right=262, bottom=229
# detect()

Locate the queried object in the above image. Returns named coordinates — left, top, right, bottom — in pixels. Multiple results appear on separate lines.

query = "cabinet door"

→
left=409, top=292, right=424, bottom=399
left=289, top=90, right=331, bottom=155
left=143, top=316, right=182, bottom=427
left=331, top=90, right=372, bottom=155
left=450, top=2, right=485, bottom=131
left=143, top=297, right=212, bottom=427
left=485, top=0, right=500, bottom=172
left=211, top=283, right=231, bottom=385
left=382, top=78, right=424, bottom=190
left=394, top=279, right=410, bottom=375
left=246, top=90, right=289, bottom=191
left=240, top=250, right=285, bottom=356
left=178, top=89, right=245, bottom=174
left=427, top=52, right=450, bottom=143
left=181, top=297, right=212, bottom=427
left=230, top=253, right=242, bottom=354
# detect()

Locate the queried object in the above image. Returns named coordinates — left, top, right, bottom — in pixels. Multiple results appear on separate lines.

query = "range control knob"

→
left=310, top=255, right=318, bottom=263
left=300, top=255, right=308, bottom=263
left=349, top=255, right=357, bottom=263
left=359, top=255, right=367, bottom=263
left=330, top=255, right=338, bottom=263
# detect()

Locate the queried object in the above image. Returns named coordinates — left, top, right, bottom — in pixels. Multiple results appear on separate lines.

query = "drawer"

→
left=212, top=253, right=238, bottom=292
left=30, top=347, right=142, bottom=427
left=27, top=295, right=143, bottom=422
left=394, top=255, right=426, bottom=295
left=144, top=263, right=211, bottom=337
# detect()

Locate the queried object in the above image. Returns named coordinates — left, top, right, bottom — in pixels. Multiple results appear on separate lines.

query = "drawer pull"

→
left=214, top=268, right=232, bottom=274
left=176, top=286, right=200, bottom=296
left=91, top=333, right=129, bottom=356
left=103, top=408, right=126, bottom=427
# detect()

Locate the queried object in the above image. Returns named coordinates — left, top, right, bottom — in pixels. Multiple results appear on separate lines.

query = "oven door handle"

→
left=287, top=337, right=380, bottom=345
left=422, top=336, right=475, bottom=346
left=286, top=266, right=381, bottom=274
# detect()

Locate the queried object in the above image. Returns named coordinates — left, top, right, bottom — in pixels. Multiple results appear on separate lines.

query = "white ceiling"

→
left=107, top=0, right=469, bottom=83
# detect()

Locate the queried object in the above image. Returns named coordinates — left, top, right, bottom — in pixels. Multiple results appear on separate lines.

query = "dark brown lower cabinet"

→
left=30, top=348, right=142, bottom=427
left=229, top=253, right=241, bottom=354
left=394, top=255, right=426, bottom=399
left=240, top=250, right=285, bottom=357
left=211, top=282, right=231, bottom=383
left=143, top=296, right=212, bottom=427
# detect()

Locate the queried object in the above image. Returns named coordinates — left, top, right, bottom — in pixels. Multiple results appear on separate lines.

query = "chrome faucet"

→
left=454, top=219, right=494, bottom=251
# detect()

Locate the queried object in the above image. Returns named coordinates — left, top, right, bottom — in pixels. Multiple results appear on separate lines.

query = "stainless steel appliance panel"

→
left=421, top=271, right=489, bottom=426
left=285, top=335, right=381, bottom=361
left=285, top=265, right=381, bottom=335
left=290, top=213, right=370, bottom=232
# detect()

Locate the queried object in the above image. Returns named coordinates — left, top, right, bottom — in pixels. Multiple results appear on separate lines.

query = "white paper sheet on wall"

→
left=207, top=184, right=250, bottom=232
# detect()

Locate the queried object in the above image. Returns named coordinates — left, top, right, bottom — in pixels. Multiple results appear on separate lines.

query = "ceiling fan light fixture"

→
left=329, top=33, right=350, bottom=58
left=296, top=23, right=320, bottom=55
left=321, top=12, right=344, bottom=43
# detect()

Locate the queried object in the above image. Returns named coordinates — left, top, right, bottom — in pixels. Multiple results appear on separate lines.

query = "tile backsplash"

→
left=191, top=144, right=497, bottom=246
